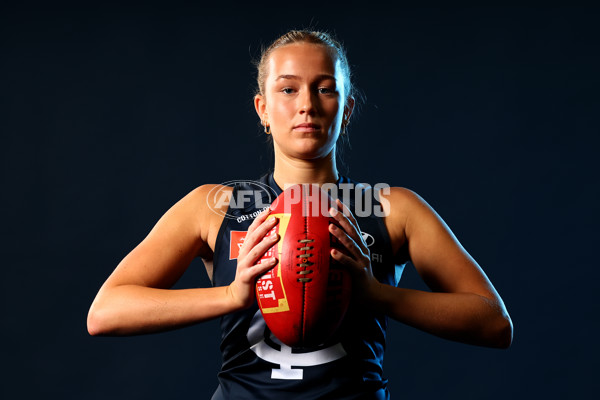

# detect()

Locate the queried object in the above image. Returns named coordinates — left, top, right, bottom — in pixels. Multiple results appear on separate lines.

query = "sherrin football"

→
left=255, top=184, right=351, bottom=348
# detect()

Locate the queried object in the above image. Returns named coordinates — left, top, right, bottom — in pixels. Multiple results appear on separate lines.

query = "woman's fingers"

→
left=336, top=199, right=359, bottom=226
left=229, top=212, right=280, bottom=309
left=330, top=247, right=357, bottom=266
left=228, top=253, right=278, bottom=310
left=248, top=208, right=270, bottom=232
left=249, top=256, right=278, bottom=278
left=329, top=200, right=368, bottom=253
left=244, top=232, right=279, bottom=269
left=238, top=213, right=278, bottom=259
left=329, top=222, right=368, bottom=262
left=237, top=211, right=280, bottom=282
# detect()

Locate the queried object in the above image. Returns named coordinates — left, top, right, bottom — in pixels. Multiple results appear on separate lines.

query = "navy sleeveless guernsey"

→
left=211, top=173, right=406, bottom=400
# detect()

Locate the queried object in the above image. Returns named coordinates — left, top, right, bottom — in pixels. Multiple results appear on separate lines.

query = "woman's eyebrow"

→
left=275, top=74, right=337, bottom=81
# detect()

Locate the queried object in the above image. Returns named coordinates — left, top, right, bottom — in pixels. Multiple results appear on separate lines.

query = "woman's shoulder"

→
left=376, top=186, right=434, bottom=252
left=165, top=184, right=234, bottom=251
left=377, top=186, right=427, bottom=216
left=188, top=183, right=233, bottom=197
left=378, top=185, right=455, bottom=248
left=170, top=184, right=233, bottom=216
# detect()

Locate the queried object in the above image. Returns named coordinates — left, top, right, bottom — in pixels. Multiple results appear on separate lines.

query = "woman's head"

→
left=254, top=30, right=355, bottom=161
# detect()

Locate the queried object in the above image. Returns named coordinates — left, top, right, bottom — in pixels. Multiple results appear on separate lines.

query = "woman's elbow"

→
left=490, top=312, right=513, bottom=349
left=87, top=303, right=113, bottom=336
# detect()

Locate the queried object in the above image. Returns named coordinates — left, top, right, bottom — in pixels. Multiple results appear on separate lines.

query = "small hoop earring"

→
left=262, top=120, right=271, bottom=135
left=340, top=123, right=347, bottom=136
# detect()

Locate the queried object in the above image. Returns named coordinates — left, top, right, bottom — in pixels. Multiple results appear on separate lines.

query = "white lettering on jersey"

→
left=246, top=310, right=347, bottom=380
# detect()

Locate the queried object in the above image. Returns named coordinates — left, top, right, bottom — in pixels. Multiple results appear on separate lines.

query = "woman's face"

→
left=255, top=43, right=353, bottom=160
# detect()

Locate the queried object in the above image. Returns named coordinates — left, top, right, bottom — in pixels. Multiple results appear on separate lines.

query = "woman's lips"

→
left=293, top=123, right=321, bottom=132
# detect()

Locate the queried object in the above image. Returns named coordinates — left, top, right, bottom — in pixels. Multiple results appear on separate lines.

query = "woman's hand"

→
left=227, top=209, right=280, bottom=310
left=328, top=199, right=381, bottom=304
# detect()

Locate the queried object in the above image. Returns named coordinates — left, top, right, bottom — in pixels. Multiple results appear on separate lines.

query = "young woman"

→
left=88, top=30, right=513, bottom=399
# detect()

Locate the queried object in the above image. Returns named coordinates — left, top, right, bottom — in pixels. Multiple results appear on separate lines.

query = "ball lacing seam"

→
left=296, top=239, right=314, bottom=282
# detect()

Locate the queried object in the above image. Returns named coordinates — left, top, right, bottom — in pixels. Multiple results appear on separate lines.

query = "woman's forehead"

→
left=267, top=43, right=340, bottom=79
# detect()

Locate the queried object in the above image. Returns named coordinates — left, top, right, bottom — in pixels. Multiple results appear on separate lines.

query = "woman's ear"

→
left=344, top=95, right=355, bottom=122
left=254, top=94, right=267, bottom=121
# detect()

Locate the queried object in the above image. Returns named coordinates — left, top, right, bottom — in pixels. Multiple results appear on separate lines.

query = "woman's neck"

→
left=272, top=149, right=339, bottom=189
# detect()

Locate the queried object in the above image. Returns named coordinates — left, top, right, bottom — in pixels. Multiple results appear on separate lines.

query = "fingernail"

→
left=329, top=207, right=338, bottom=216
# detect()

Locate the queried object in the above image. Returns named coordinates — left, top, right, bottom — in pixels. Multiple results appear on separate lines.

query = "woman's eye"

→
left=282, top=88, right=295, bottom=94
left=318, top=87, right=334, bottom=94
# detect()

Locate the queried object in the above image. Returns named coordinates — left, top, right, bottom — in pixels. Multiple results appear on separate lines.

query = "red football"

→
left=255, top=184, right=352, bottom=348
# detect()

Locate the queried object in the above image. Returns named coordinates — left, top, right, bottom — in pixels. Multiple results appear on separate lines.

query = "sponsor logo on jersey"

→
left=235, top=207, right=270, bottom=223
left=362, top=232, right=375, bottom=247
left=229, top=231, right=247, bottom=260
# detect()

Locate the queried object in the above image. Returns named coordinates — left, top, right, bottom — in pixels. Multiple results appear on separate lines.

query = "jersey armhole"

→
left=211, top=185, right=236, bottom=287
left=374, top=200, right=406, bottom=286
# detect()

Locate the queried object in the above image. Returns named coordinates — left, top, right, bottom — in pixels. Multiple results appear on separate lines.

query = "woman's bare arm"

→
left=87, top=185, right=279, bottom=336
left=329, top=189, right=513, bottom=348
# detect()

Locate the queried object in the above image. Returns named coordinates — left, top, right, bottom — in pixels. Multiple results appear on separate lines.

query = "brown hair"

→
left=256, top=30, right=353, bottom=101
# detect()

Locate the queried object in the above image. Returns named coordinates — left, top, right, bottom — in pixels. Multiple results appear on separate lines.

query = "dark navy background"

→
left=2, top=3, right=598, bottom=399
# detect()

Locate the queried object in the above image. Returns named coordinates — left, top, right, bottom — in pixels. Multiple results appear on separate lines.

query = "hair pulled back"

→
left=256, top=30, right=353, bottom=101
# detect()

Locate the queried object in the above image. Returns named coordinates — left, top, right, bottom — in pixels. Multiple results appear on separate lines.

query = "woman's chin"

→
left=274, top=136, right=337, bottom=161
left=290, top=145, right=336, bottom=161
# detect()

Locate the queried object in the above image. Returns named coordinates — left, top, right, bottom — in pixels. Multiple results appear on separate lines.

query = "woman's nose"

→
left=299, top=90, right=317, bottom=116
